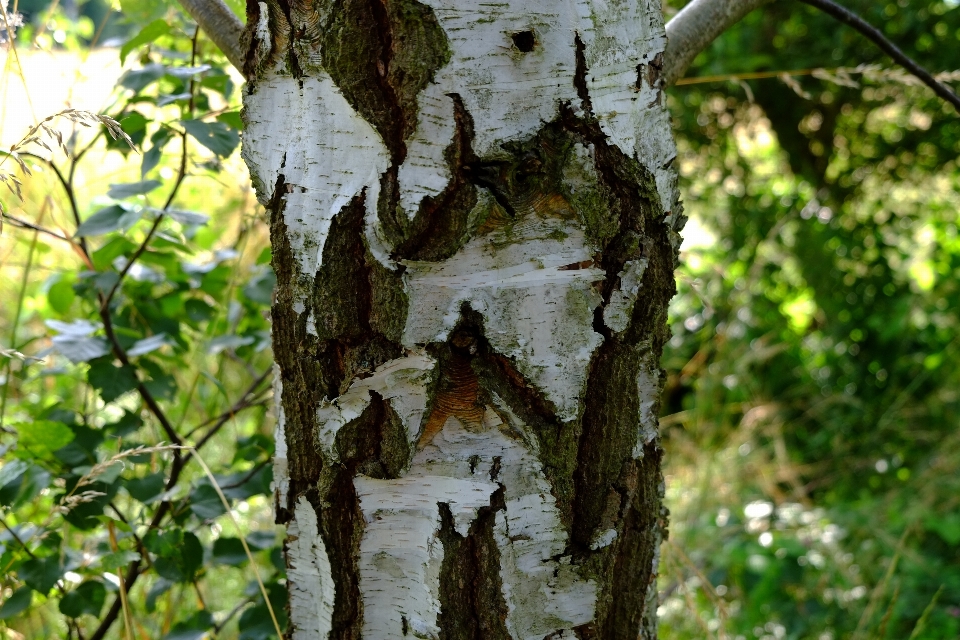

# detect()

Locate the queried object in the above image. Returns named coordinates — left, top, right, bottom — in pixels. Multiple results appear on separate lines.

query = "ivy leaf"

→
left=180, top=119, right=239, bottom=157
left=75, top=204, right=143, bottom=237
left=59, top=581, right=107, bottom=618
left=107, top=180, right=162, bottom=199
left=16, top=421, right=75, bottom=459
left=120, top=19, right=170, bottom=65
left=0, top=587, right=32, bottom=619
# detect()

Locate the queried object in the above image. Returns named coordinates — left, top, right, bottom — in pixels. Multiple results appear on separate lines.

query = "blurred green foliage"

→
left=660, top=0, right=960, bottom=638
left=0, top=3, right=283, bottom=639
left=0, top=0, right=958, bottom=639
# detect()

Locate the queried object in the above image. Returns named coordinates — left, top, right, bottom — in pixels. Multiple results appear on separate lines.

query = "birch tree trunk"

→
left=240, top=0, right=683, bottom=637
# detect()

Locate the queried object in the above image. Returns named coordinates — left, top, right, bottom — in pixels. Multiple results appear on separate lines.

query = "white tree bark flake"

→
left=287, top=497, right=336, bottom=639
left=402, top=195, right=603, bottom=422
left=242, top=72, right=390, bottom=327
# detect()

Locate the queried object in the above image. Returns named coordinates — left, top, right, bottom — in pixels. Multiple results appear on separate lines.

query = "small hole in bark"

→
left=511, top=30, right=536, bottom=52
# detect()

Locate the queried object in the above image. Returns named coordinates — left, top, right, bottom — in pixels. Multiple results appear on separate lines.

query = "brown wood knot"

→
left=417, top=352, right=485, bottom=448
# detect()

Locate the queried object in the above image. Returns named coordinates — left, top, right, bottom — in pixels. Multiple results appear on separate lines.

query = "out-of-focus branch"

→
left=664, top=0, right=776, bottom=88
left=176, top=0, right=245, bottom=71
left=664, top=0, right=960, bottom=113
left=798, top=0, right=960, bottom=111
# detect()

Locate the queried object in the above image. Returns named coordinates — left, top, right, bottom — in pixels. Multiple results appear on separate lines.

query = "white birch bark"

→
left=243, top=0, right=680, bottom=637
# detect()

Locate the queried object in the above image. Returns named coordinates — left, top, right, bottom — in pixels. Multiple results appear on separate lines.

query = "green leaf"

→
left=127, top=334, right=171, bottom=357
left=106, top=411, right=143, bottom=437
left=189, top=482, right=227, bottom=520
left=142, top=129, right=171, bottom=178
left=20, top=555, right=64, bottom=594
left=164, top=209, right=209, bottom=227
left=59, top=581, right=107, bottom=618
left=75, top=204, right=143, bottom=237
left=243, top=267, right=276, bottom=305
left=91, top=236, right=137, bottom=271
left=163, top=610, right=215, bottom=640
left=0, top=460, right=29, bottom=506
left=180, top=119, right=240, bottom=157
left=146, top=577, right=173, bottom=612
left=151, top=530, right=203, bottom=583
left=143, top=372, right=177, bottom=402
left=108, top=180, right=162, bottom=199
left=11, top=464, right=52, bottom=509
left=246, top=530, right=278, bottom=551
left=100, top=550, right=141, bottom=572
left=17, top=421, right=75, bottom=458
left=87, top=360, right=139, bottom=403
left=48, top=278, right=76, bottom=315
left=120, top=19, right=170, bottom=65
left=119, top=63, right=166, bottom=93
left=0, top=587, right=32, bottom=619
left=212, top=537, right=249, bottom=566
left=125, top=472, right=165, bottom=503
left=216, top=110, right=243, bottom=130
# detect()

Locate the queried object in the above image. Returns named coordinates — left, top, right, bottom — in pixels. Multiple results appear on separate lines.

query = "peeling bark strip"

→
left=242, top=0, right=682, bottom=638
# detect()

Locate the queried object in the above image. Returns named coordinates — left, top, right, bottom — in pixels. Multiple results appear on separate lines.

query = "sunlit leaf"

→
left=108, top=180, right=162, bottom=199
left=16, top=421, right=75, bottom=458
left=120, top=19, right=170, bottom=65
left=75, top=204, right=143, bottom=237
left=180, top=119, right=240, bottom=157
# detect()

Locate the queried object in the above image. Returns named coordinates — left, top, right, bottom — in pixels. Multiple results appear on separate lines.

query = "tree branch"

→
left=664, top=0, right=960, bottom=113
left=176, top=0, right=245, bottom=71
left=797, top=0, right=960, bottom=112
left=663, top=0, right=775, bottom=88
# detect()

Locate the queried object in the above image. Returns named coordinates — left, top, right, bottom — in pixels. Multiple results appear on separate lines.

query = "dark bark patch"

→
left=321, top=0, right=450, bottom=163
left=391, top=93, right=479, bottom=262
left=437, top=491, right=511, bottom=640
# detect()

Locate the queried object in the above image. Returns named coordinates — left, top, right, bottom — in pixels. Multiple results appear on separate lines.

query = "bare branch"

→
left=664, top=0, right=960, bottom=113
left=664, top=0, right=775, bottom=88
left=177, top=0, right=245, bottom=71
left=798, top=0, right=960, bottom=112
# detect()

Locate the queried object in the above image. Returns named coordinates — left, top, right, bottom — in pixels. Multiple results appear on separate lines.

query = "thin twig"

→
left=798, top=0, right=960, bottom=112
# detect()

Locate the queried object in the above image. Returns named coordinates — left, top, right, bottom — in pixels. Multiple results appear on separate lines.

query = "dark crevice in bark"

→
left=315, top=471, right=365, bottom=639
left=568, top=30, right=674, bottom=638
left=436, top=490, right=511, bottom=640
left=321, top=0, right=449, bottom=164
left=368, top=0, right=408, bottom=163
left=334, top=392, right=410, bottom=479
left=391, top=93, right=478, bottom=262
left=444, top=305, right=580, bottom=532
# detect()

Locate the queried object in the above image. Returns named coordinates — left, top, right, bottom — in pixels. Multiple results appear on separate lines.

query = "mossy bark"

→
left=242, top=1, right=682, bottom=638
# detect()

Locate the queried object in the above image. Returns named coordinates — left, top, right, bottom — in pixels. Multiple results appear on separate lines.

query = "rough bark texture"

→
left=241, top=0, right=683, bottom=638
